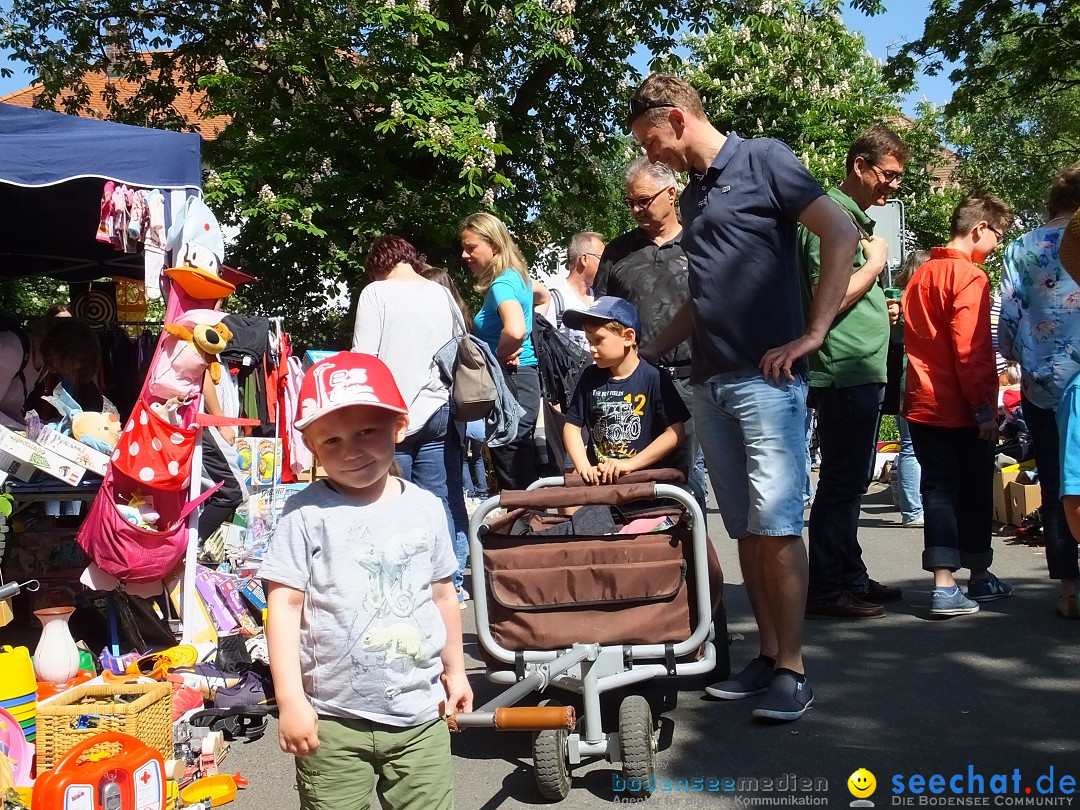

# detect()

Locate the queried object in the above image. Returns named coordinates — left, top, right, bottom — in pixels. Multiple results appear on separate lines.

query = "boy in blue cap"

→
left=562, top=296, right=690, bottom=483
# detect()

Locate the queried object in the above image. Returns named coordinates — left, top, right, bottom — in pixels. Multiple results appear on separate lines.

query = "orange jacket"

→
left=901, top=247, right=998, bottom=428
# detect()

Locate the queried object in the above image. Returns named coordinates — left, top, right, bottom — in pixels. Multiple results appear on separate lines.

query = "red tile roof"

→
left=0, top=52, right=230, bottom=140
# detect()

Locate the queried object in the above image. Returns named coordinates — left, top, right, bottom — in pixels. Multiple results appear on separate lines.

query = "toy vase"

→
left=32, top=607, right=80, bottom=685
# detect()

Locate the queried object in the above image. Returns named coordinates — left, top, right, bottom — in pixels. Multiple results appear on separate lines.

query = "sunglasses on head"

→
left=626, top=97, right=677, bottom=127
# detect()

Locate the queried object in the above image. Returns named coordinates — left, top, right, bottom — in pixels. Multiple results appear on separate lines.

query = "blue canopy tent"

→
left=0, top=102, right=203, bottom=281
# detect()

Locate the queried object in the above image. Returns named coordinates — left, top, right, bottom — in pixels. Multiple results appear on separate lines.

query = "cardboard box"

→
left=302, top=350, right=335, bottom=371
left=1007, top=481, right=1042, bottom=526
left=195, top=566, right=239, bottom=634
left=0, top=425, right=83, bottom=485
left=254, top=438, right=282, bottom=486
left=235, top=437, right=254, bottom=487
left=35, top=426, right=111, bottom=476
left=0, top=449, right=39, bottom=483
left=993, top=461, right=1035, bottom=525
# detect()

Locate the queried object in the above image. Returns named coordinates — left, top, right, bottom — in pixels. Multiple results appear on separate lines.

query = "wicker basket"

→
left=36, top=682, right=173, bottom=774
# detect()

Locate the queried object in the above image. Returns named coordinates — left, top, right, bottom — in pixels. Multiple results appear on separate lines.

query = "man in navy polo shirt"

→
left=630, top=73, right=858, bottom=722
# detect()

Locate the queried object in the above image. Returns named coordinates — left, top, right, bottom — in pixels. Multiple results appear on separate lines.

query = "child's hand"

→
left=278, top=699, right=320, bottom=757
left=575, top=463, right=600, bottom=485
left=598, top=458, right=633, bottom=483
left=441, top=670, right=474, bottom=723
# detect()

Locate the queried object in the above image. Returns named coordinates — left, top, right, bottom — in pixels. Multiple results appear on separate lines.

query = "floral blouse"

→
left=998, top=226, right=1080, bottom=410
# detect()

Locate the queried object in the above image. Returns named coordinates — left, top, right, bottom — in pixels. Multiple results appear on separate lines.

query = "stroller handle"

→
left=499, top=468, right=687, bottom=511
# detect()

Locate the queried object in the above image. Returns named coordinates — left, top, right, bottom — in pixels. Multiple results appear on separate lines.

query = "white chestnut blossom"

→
left=258, top=185, right=276, bottom=203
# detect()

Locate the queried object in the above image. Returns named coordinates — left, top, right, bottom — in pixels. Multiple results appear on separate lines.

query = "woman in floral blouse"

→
left=999, top=163, right=1080, bottom=619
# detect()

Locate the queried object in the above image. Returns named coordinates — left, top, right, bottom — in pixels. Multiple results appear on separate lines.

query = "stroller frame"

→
left=455, top=475, right=716, bottom=799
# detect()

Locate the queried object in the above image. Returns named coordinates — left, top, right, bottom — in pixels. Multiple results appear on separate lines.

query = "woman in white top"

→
left=352, top=235, right=470, bottom=602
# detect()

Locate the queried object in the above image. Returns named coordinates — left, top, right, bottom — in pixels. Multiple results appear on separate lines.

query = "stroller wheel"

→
left=619, top=695, right=655, bottom=796
left=532, top=726, right=571, bottom=801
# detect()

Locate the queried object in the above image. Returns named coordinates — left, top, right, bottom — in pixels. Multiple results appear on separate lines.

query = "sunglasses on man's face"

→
left=626, top=97, right=677, bottom=127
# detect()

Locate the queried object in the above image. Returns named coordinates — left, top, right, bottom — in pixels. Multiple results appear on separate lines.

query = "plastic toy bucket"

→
left=0, top=647, right=36, bottom=701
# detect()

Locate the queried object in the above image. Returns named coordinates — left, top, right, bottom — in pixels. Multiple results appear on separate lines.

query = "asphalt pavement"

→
left=227, top=483, right=1080, bottom=808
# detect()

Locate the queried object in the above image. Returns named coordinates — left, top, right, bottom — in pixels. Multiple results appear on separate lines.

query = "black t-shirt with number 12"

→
left=565, top=360, right=690, bottom=463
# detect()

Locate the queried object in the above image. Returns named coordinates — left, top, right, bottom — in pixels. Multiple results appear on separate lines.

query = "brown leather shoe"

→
left=855, top=579, right=903, bottom=604
left=806, top=591, right=885, bottom=619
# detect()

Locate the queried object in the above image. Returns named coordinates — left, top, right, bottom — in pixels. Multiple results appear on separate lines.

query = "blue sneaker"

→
left=705, top=656, right=774, bottom=700
left=751, top=670, right=814, bottom=721
left=967, top=573, right=1013, bottom=603
left=931, top=586, right=980, bottom=617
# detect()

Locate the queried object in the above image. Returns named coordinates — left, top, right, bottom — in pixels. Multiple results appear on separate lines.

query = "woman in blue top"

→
left=460, top=212, right=540, bottom=490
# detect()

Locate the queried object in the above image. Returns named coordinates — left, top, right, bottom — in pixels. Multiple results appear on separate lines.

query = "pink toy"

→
left=0, top=705, right=33, bottom=787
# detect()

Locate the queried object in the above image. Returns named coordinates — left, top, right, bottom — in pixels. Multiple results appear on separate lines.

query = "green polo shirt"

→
left=798, top=186, right=889, bottom=388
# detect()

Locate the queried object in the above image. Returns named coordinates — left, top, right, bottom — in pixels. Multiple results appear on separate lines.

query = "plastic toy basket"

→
left=35, top=682, right=172, bottom=774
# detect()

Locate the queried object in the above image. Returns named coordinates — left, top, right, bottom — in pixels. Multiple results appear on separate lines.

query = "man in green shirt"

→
left=799, top=126, right=909, bottom=619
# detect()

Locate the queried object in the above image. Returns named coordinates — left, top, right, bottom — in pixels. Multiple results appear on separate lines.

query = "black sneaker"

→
left=704, top=656, right=774, bottom=700
left=751, top=670, right=814, bottom=721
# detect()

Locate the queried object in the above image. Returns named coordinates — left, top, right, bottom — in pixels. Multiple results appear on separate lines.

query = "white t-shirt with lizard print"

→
left=260, top=478, right=457, bottom=726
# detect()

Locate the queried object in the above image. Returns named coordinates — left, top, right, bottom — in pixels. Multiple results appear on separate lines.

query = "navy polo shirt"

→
left=680, top=133, right=825, bottom=381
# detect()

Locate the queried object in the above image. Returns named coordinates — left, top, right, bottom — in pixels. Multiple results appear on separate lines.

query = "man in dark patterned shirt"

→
left=594, top=156, right=707, bottom=507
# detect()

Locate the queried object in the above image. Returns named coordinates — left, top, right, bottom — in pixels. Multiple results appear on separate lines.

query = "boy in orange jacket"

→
left=902, top=194, right=1015, bottom=617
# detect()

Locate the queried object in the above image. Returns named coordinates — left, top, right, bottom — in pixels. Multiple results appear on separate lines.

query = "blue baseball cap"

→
left=562, top=296, right=642, bottom=336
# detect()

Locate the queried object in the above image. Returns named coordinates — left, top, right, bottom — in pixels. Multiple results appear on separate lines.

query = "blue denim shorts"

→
left=694, top=372, right=808, bottom=539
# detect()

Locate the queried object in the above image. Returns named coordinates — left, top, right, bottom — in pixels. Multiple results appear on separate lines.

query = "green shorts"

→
left=295, top=715, right=453, bottom=810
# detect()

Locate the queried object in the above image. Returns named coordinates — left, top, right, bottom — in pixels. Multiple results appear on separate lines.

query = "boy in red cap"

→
left=261, top=352, right=472, bottom=810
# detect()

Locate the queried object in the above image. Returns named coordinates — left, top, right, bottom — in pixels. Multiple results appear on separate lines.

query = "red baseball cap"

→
left=295, top=352, right=408, bottom=430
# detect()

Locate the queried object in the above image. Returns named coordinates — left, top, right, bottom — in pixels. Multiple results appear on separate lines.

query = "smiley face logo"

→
left=848, top=768, right=877, bottom=799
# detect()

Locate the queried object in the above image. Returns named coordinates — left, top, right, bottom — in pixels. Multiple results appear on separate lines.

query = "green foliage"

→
left=885, top=0, right=1080, bottom=116
left=886, top=2, right=1080, bottom=266
left=0, top=0, right=956, bottom=346
left=1, top=0, right=716, bottom=346
left=0, top=279, right=70, bottom=319
left=675, top=0, right=957, bottom=255
left=879, top=413, right=899, bottom=444
left=680, top=0, right=898, bottom=184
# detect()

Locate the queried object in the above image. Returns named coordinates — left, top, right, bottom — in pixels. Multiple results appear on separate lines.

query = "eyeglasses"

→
left=626, top=97, right=677, bottom=127
left=583, top=252, right=603, bottom=260
left=622, top=187, right=671, bottom=210
left=866, top=160, right=904, bottom=185
left=987, top=225, right=1004, bottom=240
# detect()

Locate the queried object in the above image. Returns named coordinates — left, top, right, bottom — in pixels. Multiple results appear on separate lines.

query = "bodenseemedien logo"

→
left=849, top=768, right=878, bottom=807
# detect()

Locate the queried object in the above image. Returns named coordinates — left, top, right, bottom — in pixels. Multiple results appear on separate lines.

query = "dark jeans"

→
left=668, top=377, right=708, bottom=510
left=1023, top=393, right=1079, bottom=581
left=908, top=421, right=994, bottom=572
left=489, top=364, right=540, bottom=491
left=807, top=383, right=883, bottom=599
left=462, top=437, right=489, bottom=498
left=395, top=404, right=469, bottom=589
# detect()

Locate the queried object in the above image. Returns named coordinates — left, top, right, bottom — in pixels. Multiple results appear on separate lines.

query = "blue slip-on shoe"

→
left=967, top=572, right=1013, bottom=603
left=751, top=670, right=814, bottom=721
left=931, top=586, right=980, bottom=617
left=705, top=656, right=774, bottom=700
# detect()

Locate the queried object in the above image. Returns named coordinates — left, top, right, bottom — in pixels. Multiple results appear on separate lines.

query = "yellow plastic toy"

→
left=180, top=773, right=238, bottom=807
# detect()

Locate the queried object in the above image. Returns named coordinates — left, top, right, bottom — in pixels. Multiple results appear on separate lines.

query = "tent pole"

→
left=179, top=428, right=203, bottom=644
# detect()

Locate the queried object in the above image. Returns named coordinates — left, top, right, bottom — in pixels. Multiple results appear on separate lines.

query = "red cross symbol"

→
left=140, top=769, right=152, bottom=785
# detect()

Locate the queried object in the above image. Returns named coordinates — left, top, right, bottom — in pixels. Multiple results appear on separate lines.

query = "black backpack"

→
left=532, top=312, right=592, bottom=411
